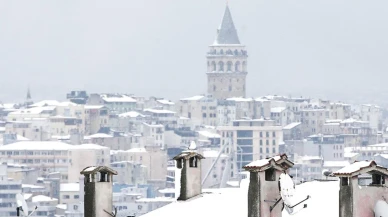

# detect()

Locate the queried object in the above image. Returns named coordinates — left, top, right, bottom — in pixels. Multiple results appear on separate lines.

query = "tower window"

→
left=220, top=49, right=224, bottom=55
left=218, top=61, right=224, bottom=71
left=212, top=61, right=216, bottom=71
left=229, top=86, right=232, bottom=92
left=227, top=61, right=233, bottom=71
left=213, top=85, right=216, bottom=91
left=235, top=61, right=241, bottom=71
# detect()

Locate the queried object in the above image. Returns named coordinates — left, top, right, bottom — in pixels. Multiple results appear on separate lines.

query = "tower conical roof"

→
left=214, top=5, right=241, bottom=45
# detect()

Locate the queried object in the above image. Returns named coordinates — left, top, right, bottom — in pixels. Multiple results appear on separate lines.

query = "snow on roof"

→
left=24, top=193, right=33, bottom=200
left=368, top=143, right=388, bottom=147
left=179, top=116, right=190, bottom=120
left=88, top=133, right=113, bottom=139
left=344, top=152, right=359, bottom=158
left=158, top=188, right=175, bottom=194
left=226, top=97, right=253, bottom=102
left=323, top=161, right=350, bottom=168
left=375, top=154, right=388, bottom=159
left=84, top=105, right=105, bottom=109
left=197, top=131, right=221, bottom=138
left=144, top=108, right=175, bottom=114
left=30, top=100, right=60, bottom=107
left=102, top=95, right=136, bottom=103
left=57, top=101, right=77, bottom=106
left=271, top=107, right=286, bottom=113
left=244, top=155, right=285, bottom=169
left=157, top=99, right=175, bottom=105
left=9, top=106, right=56, bottom=115
left=60, top=183, right=80, bottom=192
left=142, top=179, right=339, bottom=217
left=324, top=123, right=340, bottom=126
left=298, top=156, right=322, bottom=161
left=126, top=148, right=147, bottom=153
left=0, top=141, right=107, bottom=151
left=136, top=197, right=175, bottom=203
left=16, top=135, right=30, bottom=141
left=283, top=122, right=301, bottom=130
left=333, top=161, right=387, bottom=176
left=119, top=111, right=145, bottom=118
left=254, top=97, right=270, bottom=102
left=180, top=95, right=205, bottom=101
left=22, top=184, right=45, bottom=189
left=202, top=150, right=228, bottom=158
left=56, top=204, right=67, bottom=210
left=32, top=195, right=58, bottom=202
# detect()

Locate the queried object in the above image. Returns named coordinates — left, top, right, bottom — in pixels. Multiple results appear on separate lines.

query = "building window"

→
left=272, top=140, right=276, bottom=145
left=74, top=195, right=79, bottom=199
left=203, top=113, right=207, bottom=118
left=266, top=132, right=269, bottom=137
left=265, top=168, right=276, bottom=181
left=272, top=132, right=276, bottom=137
left=260, top=132, right=263, bottom=137
left=266, top=140, right=269, bottom=145
left=237, top=130, right=253, bottom=138
left=260, top=140, right=263, bottom=146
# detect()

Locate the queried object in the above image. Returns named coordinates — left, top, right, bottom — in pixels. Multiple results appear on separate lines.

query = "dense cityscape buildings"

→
left=1, top=4, right=388, bottom=217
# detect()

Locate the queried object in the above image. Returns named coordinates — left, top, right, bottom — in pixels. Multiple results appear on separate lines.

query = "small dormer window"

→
left=372, top=174, right=384, bottom=185
left=189, top=157, right=198, bottom=168
left=265, top=168, right=276, bottom=181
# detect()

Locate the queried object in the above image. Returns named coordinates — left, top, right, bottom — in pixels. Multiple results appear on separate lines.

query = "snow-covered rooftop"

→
left=126, top=148, right=147, bottom=153
left=197, top=131, right=221, bottom=139
left=32, top=195, right=58, bottom=202
left=283, top=122, right=301, bottom=130
left=271, top=107, right=286, bottom=113
left=141, top=178, right=339, bottom=217
left=144, top=108, right=176, bottom=114
left=29, top=100, right=60, bottom=107
left=226, top=97, right=253, bottom=102
left=0, top=141, right=107, bottom=151
left=157, top=99, right=175, bottom=105
left=84, top=105, right=105, bottom=110
left=88, top=133, right=113, bottom=139
left=9, top=106, right=56, bottom=115
left=60, top=183, right=80, bottom=192
left=333, top=160, right=388, bottom=176
left=119, top=111, right=145, bottom=118
left=102, top=95, right=136, bottom=103
left=180, top=95, right=205, bottom=101
left=202, top=150, right=228, bottom=158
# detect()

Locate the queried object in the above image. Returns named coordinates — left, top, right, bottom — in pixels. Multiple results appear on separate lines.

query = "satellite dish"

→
left=16, top=194, right=28, bottom=216
left=16, top=194, right=38, bottom=217
left=374, top=200, right=388, bottom=217
left=322, top=169, right=333, bottom=179
left=279, top=173, right=310, bottom=214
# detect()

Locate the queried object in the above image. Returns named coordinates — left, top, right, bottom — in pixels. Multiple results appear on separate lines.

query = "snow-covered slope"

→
left=142, top=178, right=339, bottom=217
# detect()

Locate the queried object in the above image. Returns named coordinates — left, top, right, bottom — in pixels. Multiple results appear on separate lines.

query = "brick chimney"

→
left=243, top=154, right=294, bottom=217
left=80, top=166, right=118, bottom=217
left=173, top=150, right=205, bottom=200
left=333, top=160, right=388, bottom=217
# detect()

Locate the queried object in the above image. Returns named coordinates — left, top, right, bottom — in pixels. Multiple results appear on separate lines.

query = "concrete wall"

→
left=84, top=180, right=113, bottom=217
left=258, top=170, right=282, bottom=217
left=352, top=176, right=388, bottom=217
left=179, top=158, right=201, bottom=200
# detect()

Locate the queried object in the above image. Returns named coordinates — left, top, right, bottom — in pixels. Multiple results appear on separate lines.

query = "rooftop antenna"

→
left=16, top=193, right=38, bottom=216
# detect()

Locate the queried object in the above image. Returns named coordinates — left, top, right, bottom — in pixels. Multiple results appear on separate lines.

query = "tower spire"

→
left=214, top=4, right=240, bottom=45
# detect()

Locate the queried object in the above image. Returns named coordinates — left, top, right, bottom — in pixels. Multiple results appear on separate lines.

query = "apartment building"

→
left=0, top=142, right=109, bottom=182
left=177, top=95, right=218, bottom=127
left=217, top=119, right=283, bottom=178
left=84, top=105, right=109, bottom=135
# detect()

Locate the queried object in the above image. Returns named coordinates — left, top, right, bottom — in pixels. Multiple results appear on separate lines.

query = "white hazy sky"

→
left=0, top=0, right=388, bottom=103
